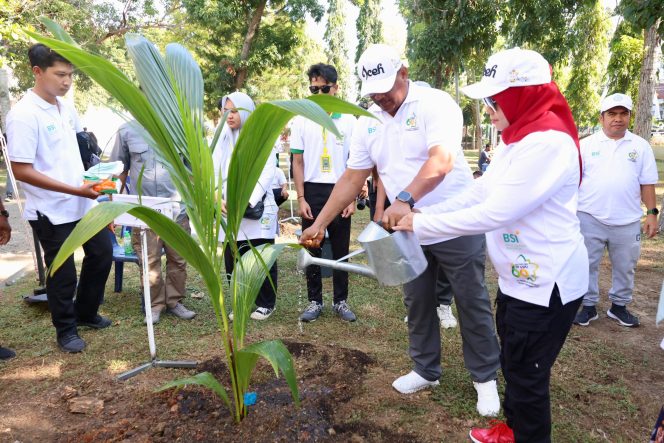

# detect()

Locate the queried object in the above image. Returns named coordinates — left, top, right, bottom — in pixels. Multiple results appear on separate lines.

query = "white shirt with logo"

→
left=290, top=113, right=356, bottom=183
left=347, top=81, right=473, bottom=245
left=7, top=89, right=94, bottom=224
left=413, top=130, right=589, bottom=307
left=578, top=129, right=658, bottom=225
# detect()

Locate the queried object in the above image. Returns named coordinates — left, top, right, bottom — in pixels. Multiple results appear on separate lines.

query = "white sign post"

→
left=113, top=194, right=197, bottom=380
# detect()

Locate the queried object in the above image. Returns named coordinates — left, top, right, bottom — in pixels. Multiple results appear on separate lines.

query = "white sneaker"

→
left=144, top=308, right=161, bottom=324
left=250, top=307, right=275, bottom=320
left=473, top=379, right=500, bottom=417
left=167, top=303, right=196, bottom=320
left=437, top=304, right=457, bottom=329
left=392, top=371, right=439, bottom=394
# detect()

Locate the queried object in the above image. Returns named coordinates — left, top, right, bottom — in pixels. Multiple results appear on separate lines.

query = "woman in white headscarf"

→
left=214, top=91, right=279, bottom=321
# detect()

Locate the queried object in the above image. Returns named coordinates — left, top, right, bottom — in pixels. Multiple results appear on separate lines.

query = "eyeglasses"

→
left=309, top=84, right=333, bottom=94
left=483, top=97, right=498, bottom=112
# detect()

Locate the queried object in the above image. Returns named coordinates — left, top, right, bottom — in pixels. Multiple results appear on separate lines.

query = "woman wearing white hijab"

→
left=214, top=91, right=279, bottom=321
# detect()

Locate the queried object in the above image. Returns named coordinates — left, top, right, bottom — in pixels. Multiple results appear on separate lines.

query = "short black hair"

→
left=28, top=43, right=71, bottom=70
left=307, top=63, right=338, bottom=84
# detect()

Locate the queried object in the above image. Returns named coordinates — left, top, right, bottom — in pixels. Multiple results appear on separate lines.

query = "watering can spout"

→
left=297, top=249, right=376, bottom=280
left=296, top=222, right=427, bottom=287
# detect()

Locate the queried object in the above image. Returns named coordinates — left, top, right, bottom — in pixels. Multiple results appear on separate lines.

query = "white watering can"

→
left=297, top=222, right=427, bottom=286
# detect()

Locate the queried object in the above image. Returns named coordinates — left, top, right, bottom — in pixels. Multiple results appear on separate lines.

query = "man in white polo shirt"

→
left=292, top=63, right=358, bottom=323
left=7, top=44, right=112, bottom=353
left=574, top=93, right=659, bottom=328
left=300, top=44, right=501, bottom=417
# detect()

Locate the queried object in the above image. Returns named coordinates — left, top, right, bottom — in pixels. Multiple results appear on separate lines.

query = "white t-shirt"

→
left=272, top=168, right=287, bottom=190
left=7, top=90, right=94, bottom=224
left=414, top=130, right=589, bottom=307
left=347, top=81, right=473, bottom=245
left=578, top=129, right=658, bottom=225
left=290, top=113, right=356, bottom=183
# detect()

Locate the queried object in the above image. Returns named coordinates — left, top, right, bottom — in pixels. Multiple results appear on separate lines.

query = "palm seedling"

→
left=29, top=19, right=373, bottom=422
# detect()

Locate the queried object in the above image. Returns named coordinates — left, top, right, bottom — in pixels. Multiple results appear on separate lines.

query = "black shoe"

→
left=58, top=335, right=86, bottom=353
left=0, top=346, right=16, bottom=360
left=78, top=315, right=112, bottom=329
left=574, top=306, right=598, bottom=326
left=607, top=304, right=639, bottom=327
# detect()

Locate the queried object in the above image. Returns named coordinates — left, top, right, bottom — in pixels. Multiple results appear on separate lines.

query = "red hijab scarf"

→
left=493, top=81, right=582, bottom=183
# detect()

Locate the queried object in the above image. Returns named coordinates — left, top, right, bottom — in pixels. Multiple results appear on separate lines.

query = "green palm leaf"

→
left=157, top=372, right=231, bottom=410
left=236, top=340, right=300, bottom=407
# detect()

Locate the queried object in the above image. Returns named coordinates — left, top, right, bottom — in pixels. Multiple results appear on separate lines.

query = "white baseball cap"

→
left=462, top=47, right=551, bottom=99
left=600, top=93, right=632, bottom=113
left=357, top=44, right=403, bottom=97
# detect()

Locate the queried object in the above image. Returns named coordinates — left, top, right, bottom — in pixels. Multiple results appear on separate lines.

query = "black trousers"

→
left=301, top=182, right=350, bottom=304
left=496, top=286, right=582, bottom=443
left=223, top=238, right=277, bottom=309
left=29, top=213, right=112, bottom=339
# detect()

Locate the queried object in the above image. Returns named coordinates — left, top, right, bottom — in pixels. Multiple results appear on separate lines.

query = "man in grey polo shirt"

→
left=111, top=121, right=195, bottom=324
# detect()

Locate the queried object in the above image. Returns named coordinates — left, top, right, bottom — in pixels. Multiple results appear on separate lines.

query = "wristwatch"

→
left=646, top=208, right=659, bottom=216
left=0, top=209, right=8, bottom=218
left=396, top=190, right=416, bottom=209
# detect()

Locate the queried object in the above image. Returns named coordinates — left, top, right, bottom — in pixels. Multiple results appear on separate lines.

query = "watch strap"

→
left=0, top=209, right=8, bottom=218
left=646, top=208, right=659, bottom=215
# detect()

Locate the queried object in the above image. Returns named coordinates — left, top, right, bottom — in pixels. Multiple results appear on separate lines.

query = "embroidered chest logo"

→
left=368, top=126, right=377, bottom=134
left=511, top=254, right=539, bottom=287
left=627, top=149, right=638, bottom=162
left=591, top=151, right=600, bottom=157
left=405, top=113, right=418, bottom=131
left=46, top=123, right=57, bottom=134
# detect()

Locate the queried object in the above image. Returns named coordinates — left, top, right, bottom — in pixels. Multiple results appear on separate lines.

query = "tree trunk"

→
left=234, top=0, right=267, bottom=90
left=474, top=99, right=482, bottom=155
left=0, top=68, right=10, bottom=134
left=633, top=20, right=661, bottom=140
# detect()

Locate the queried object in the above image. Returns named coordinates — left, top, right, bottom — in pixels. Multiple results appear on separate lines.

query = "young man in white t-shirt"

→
left=292, top=63, right=358, bottom=323
left=300, top=45, right=501, bottom=417
left=574, top=93, right=659, bottom=328
left=7, top=44, right=112, bottom=353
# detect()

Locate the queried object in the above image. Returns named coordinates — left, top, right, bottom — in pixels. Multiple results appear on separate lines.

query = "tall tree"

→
left=400, top=0, right=500, bottom=151
left=324, top=0, right=350, bottom=99
left=563, top=0, right=610, bottom=127
left=181, top=0, right=323, bottom=92
left=620, top=0, right=664, bottom=139
left=179, top=0, right=323, bottom=113
left=606, top=19, right=644, bottom=105
left=502, top=0, right=611, bottom=127
left=355, top=0, right=382, bottom=63
left=1, top=0, right=174, bottom=106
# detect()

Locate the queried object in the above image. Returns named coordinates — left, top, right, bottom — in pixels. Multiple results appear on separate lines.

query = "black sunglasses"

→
left=483, top=97, right=498, bottom=112
left=309, top=84, right=333, bottom=94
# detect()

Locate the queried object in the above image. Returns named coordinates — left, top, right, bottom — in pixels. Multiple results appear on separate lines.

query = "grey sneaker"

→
left=333, top=300, right=357, bottom=322
left=300, top=301, right=323, bottom=322
left=144, top=308, right=162, bottom=324
left=167, top=303, right=196, bottom=320
left=250, top=307, right=274, bottom=320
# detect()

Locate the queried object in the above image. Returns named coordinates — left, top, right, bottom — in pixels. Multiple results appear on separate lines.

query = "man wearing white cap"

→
left=573, top=93, right=659, bottom=328
left=299, top=44, right=501, bottom=417
left=394, top=47, right=588, bottom=442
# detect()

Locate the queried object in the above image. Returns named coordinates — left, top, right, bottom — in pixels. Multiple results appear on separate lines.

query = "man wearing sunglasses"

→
left=291, top=63, right=358, bottom=323
left=299, top=45, right=501, bottom=417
